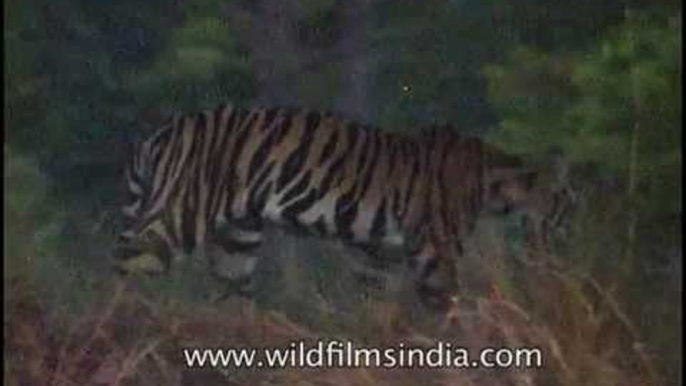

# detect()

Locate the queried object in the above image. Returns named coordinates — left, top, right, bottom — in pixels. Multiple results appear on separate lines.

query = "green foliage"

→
left=483, top=48, right=578, bottom=155
left=485, top=11, right=681, bottom=221
left=6, top=0, right=256, bottom=203
left=127, top=11, right=255, bottom=115
left=4, top=152, right=54, bottom=273
left=4, top=151, right=105, bottom=320
left=4, top=1, right=681, bottom=384
left=5, top=0, right=258, bottom=322
left=485, top=11, right=682, bottom=385
left=294, top=0, right=342, bottom=49
left=366, top=0, right=640, bottom=133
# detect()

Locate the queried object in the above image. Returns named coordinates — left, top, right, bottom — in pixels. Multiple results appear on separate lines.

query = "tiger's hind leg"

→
left=341, top=241, right=409, bottom=299
left=208, top=219, right=265, bottom=299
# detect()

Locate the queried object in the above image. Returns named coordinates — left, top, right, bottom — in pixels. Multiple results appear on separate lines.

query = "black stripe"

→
left=149, top=134, right=167, bottom=170
left=319, top=154, right=346, bottom=194
left=280, top=170, right=312, bottom=205
left=221, top=171, right=239, bottom=221
left=277, top=112, right=320, bottom=190
left=194, top=112, right=208, bottom=163
left=345, top=123, right=360, bottom=156
left=387, top=137, right=397, bottom=179
left=191, top=162, right=204, bottom=224
left=149, top=120, right=195, bottom=210
left=158, top=126, right=186, bottom=197
left=355, top=131, right=371, bottom=175
left=246, top=117, right=281, bottom=181
left=227, top=111, right=259, bottom=178
left=249, top=162, right=276, bottom=209
left=195, top=111, right=208, bottom=135
left=326, top=123, right=358, bottom=182
left=151, top=127, right=173, bottom=160
left=370, top=199, right=388, bottom=240
left=162, top=199, right=181, bottom=247
left=402, top=150, right=421, bottom=217
left=181, top=190, right=198, bottom=253
left=148, top=127, right=183, bottom=206
left=261, top=108, right=279, bottom=132
left=208, top=107, right=238, bottom=181
left=318, top=129, right=339, bottom=166
left=282, top=181, right=317, bottom=222
left=358, top=133, right=381, bottom=198
left=199, top=110, right=218, bottom=179
left=205, top=106, right=226, bottom=178
left=275, top=109, right=294, bottom=144
left=203, top=108, right=226, bottom=215
left=207, top=108, right=238, bottom=214
left=251, top=180, right=274, bottom=214
left=335, top=188, right=359, bottom=240
left=436, top=146, right=453, bottom=236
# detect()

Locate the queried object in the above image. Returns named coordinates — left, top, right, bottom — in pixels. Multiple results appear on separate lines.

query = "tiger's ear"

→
left=489, top=167, right=538, bottom=189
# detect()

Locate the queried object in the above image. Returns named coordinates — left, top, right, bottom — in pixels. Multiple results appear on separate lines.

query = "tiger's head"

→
left=437, top=133, right=540, bottom=220
left=480, top=144, right=539, bottom=215
left=414, top=133, right=542, bottom=312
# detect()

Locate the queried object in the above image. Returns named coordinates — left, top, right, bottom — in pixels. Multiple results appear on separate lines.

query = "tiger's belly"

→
left=258, top=193, right=407, bottom=250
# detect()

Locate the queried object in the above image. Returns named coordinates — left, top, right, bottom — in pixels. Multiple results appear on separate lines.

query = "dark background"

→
left=5, top=1, right=682, bottom=385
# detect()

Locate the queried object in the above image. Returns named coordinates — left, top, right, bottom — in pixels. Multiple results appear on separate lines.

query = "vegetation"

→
left=5, top=0, right=681, bottom=385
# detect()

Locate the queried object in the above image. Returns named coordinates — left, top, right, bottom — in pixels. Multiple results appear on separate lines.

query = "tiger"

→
left=114, top=103, right=545, bottom=311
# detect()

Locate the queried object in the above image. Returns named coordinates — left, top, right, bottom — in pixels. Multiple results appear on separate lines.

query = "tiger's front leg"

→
left=208, top=221, right=265, bottom=298
left=410, top=240, right=459, bottom=313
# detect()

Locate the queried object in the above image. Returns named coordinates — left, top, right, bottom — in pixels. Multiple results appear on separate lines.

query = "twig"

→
left=112, top=337, right=164, bottom=386
left=51, top=280, right=127, bottom=386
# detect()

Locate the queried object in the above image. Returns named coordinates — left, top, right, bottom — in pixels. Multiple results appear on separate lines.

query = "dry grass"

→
left=5, top=148, right=673, bottom=386
left=5, top=255, right=661, bottom=386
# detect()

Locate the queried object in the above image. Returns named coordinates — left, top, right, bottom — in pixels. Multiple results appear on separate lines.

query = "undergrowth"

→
left=4, top=150, right=678, bottom=386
